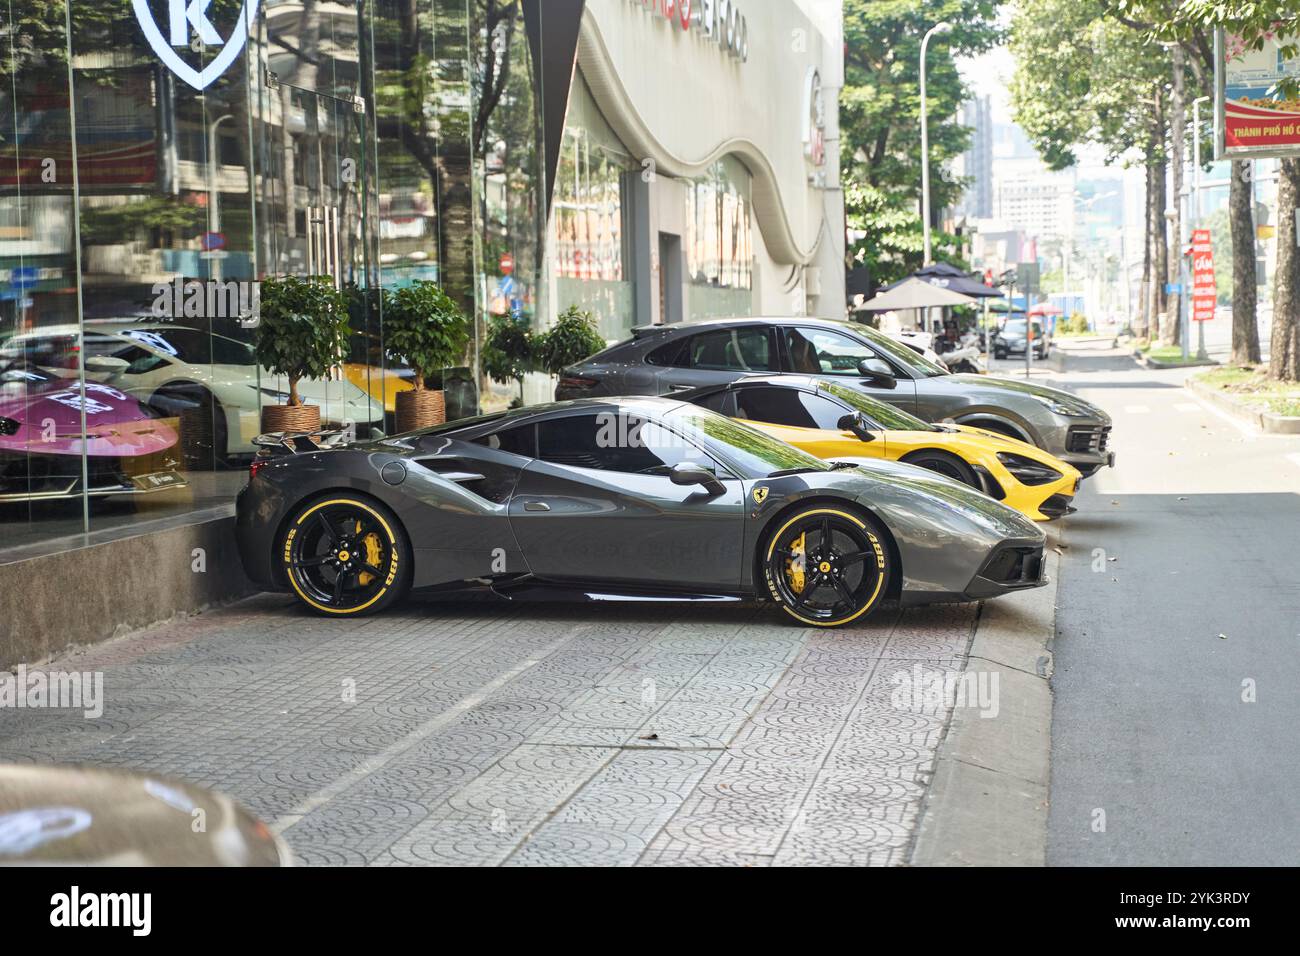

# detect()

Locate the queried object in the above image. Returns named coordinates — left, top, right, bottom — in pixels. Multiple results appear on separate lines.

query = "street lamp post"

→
left=920, top=22, right=952, bottom=267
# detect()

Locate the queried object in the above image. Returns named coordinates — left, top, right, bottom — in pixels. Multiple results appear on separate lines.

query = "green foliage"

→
left=1010, top=0, right=1175, bottom=170
left=383, top=281, right=471, bottom=390
left=534, top=307, right=608, bottom=377
left=845, top=181, right=963, bottom=286
left=483, top=314, right=536, bottom=404
left=79, top=197, right=206, bottom=246
left=254, top=276, right=351, bottom=407
left=840, top=1, right=999, bottom=285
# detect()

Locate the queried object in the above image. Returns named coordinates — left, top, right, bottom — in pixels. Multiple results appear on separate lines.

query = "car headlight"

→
left=997, top=452, right=1062, bottom=486
left=0, top=416, right=19, bottom=436
left=1035, top=396, right=1089, bottom=417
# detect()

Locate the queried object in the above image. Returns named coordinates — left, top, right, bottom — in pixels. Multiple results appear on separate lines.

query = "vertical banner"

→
left=1191, top=229, right=1216, bottom=323
left=1216, top=29, right=1300, bottom=158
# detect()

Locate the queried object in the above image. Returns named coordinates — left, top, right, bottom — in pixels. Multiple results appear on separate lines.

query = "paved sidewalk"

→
left=0, top=594, right=979, bottom=866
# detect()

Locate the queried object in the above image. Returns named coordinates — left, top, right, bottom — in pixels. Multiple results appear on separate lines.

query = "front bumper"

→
left=1058, top=423, right=1115, bottom=476
left=964, top=541, right=1048, bottom=599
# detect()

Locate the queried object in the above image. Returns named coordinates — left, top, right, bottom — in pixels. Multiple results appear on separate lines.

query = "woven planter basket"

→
left=261, top=403, right=321, bottom=435
left=395, top=388, right=446, bottom=433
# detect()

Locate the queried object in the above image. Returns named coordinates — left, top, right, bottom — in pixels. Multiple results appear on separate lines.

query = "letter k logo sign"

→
left=132, top=0, right=262, bottom=91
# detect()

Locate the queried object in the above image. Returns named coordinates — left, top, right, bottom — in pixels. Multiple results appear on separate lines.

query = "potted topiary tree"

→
left=254, top=274, right=351, bottom=434
left=483, top=313, right=535, bottom=409
left=384, top=280, right=471, bottom=432
left=535, top=305, right=608, bottom=379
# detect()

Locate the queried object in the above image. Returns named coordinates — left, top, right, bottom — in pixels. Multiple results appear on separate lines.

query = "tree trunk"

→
left=1269, top=158, right=1300, bottom=381
left=1155, top=161, right=1170, bottom=339
left=1165, top=47, right=1186, bottom=347
left=1144, top=155, right=1164, bottom=338
left=1229, top=160, right=1261, bottom=365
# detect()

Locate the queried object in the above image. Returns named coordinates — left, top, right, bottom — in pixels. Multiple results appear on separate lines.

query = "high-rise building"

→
left=953, top=95, right=993, bottom=219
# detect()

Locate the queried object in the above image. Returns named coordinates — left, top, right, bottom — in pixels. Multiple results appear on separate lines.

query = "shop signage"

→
left=1216, top=29, right=1300, bottom=158
left=132, top=0, right=260, bottom=91
left=1191, top=229, right=1216, bottom=322
left=628, top=0, right=748, bottom=62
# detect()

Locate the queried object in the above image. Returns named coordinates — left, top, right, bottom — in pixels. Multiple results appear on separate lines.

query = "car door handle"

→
left=523, top=501, right=551, bottom=513
left=667, top=384, right=694, bottom=392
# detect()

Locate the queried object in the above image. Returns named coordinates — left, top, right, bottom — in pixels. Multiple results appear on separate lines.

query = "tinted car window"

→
left=689, top=390, right=734, bottom=415
left=853, top=323, right=950, bottom=377
left=665, top=405, right=830, bottom=478
left=785, top=327, right=876, bottom=377
left=734, top=387, right=845, bottom=430
left=479, top=422, right=537, bottom=457
left=536, top=414, right=715, bottom=476
left=687, top=327, right=774, bottom=372
left=645, top=338, right=687, bottom=367
left=816, top=380, right=935, bottom=431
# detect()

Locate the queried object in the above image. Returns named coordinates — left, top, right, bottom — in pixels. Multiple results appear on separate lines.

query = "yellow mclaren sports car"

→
left=678, top=376, right=1081, bottom=521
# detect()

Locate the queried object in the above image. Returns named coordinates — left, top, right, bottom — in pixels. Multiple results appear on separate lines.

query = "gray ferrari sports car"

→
left=235, top=397, right=1047, bottom=627
left=554, top=316, right=1115, bottom=477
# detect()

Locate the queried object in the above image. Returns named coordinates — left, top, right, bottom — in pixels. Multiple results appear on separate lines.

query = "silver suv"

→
left=556, top=317, right=1114, bottom=477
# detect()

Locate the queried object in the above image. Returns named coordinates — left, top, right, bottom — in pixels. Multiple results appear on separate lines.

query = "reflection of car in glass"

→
left=0, top=764, right=289, bottom=865
left=1, top=324, right=387, bottom=460
left=993, top=319, right=1050, bottom=360
left=0, top=362, right=185, bottom=503
left=556, top=317, right=1113, bottom=477
left=678, top=376, right=1081, bottom=521
left=236, top=397, right=1048, bottom=628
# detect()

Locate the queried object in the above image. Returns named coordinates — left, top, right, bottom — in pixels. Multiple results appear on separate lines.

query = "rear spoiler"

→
left=630, top=324, right=673, bottom=339
left=253, top=428, right=354, bottom=455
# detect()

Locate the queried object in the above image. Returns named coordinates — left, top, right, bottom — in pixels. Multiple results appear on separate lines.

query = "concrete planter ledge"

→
left=1187, top=377, right=1300, bottom=435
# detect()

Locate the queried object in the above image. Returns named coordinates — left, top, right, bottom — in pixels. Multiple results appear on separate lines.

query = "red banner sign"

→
left=1191, top=229, right=1216, bottom=323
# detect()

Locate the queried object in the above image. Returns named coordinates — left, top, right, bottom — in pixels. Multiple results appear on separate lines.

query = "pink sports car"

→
left=0, top=362, right=187, bottom=502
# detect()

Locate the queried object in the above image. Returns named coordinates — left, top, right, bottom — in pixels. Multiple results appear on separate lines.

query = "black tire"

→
left=901, top=449, right=979, bottom=488
left=993, top=348, right=1007, bottom=360
left=280, top=493, right=412, bottom=616
left=762, top=505, right=893, bottom=628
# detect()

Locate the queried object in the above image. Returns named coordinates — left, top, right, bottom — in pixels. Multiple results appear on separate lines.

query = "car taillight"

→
left=559, top=376, right=598, bottom=391
left=249, top=458, right=271, bottom=481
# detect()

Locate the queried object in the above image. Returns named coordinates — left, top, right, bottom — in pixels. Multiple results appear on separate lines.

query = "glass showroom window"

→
left=1, top=2, right=88, bottom=550
left=553, top=72, right=633, bottom=340
left=685, top=156, right=754, bottom=321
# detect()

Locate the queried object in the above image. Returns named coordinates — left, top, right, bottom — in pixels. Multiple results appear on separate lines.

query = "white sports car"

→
left=1, top=323, right=386, bottom=460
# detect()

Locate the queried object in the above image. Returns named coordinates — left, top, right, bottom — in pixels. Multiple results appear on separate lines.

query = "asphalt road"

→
left=1034, top=342, right=1300, bottom=865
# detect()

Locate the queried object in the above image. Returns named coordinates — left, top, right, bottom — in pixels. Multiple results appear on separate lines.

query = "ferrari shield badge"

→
left=132, top=0, right=261, bottom=91
left=753, top=486, right=769, bottom=505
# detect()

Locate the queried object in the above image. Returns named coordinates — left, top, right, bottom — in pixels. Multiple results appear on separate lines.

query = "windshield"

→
left=1003, top=320, right=1042, bottom=336
left=853, top=323, right=950, bottom=378
left=816, top=380, right=937, bottom=432
left=666, top=404, right=830, bottom=478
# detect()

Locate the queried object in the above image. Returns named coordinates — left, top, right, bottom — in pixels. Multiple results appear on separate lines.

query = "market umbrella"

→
left=856, top=277, right=977, bottom=312
left=1028, top=302, right=1064, bottom=316
left=888, top=263, right=1004, bottom=299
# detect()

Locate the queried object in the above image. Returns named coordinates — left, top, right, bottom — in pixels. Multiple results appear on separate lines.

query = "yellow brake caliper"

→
left=786, top=533, right=807, bottom=594
left=357, top=520, right=383, bottom=587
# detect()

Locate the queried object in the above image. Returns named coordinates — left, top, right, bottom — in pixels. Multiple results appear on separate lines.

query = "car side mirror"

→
left=857, top=357, right=896, bottom=389
left=84, top=356, right=129, bottom=376
left=837, top=412, right=877, bottom=442
left=670, top=462, right=726, bottom=496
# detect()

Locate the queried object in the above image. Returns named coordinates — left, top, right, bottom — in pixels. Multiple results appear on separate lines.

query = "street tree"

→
left=1176, top=1, right=1300, bottom=379
left=841, top=0, right=1002, bottom=286
left=1115, top=1, right=1277, bottom=367
left=1009, top=0, right=1173, bottom=339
